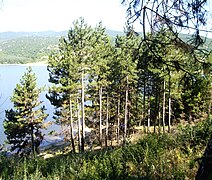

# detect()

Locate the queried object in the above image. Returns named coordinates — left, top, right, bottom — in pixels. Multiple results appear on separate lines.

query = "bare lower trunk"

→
left=105, top=94, right=109, bottom=147
left=158, top=103, right=161, bottom=134
left=168, top=97, right=171, bottom=133
left=31, top=124, right=35, bottom=156
left=162, top=80, right=166, bottom=133
left=168, top=72, right=171, bottom=133
left=143, top=79, right=146, bottom=133
left=154, top=94, right=158, bottom=133
left=81, top=71, right=85, bottom=152
left=69, top=95, right=75, bottom=153
left=99, top=87, right=102, bottom=147
left=117, top=97, right=120, bottom=145
left=124, top=76, right=128, bottom=142
left=77, top=98, right=81, bottom=152
left=147, top=95, right=150, bottom=133
left=209, top=90, right=211, bottom=118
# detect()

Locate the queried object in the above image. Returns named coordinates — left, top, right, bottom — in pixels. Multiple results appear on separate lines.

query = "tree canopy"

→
left=4, top=67, right=48, bottom=155
left=122, top=0, right=212, bottom=65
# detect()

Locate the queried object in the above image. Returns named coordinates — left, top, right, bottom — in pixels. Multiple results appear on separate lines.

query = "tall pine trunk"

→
left=81, top=71, right=85, bottom=152
left=168, top=96, right=171, bottom=133
left=69, top=95, right=75, bottom=153
left=162, top=80, right=166, bottom=133
left=30, top=124, right=35, bottom=155
left=143, top=78, right=146, bottom=133
left=77, top=97, right=81, bottom=152
left=154, top=92, right=158, bottom=133
left=147, top=95, right=150, bottom=133
left=105, top=94, right=109, bottom=147
left=117, top=96, right=120, bottom=145
left=168, top=72, right=171, bottom=133
left=99, top=86, right=103, bottom=147
left=124, top=76, right=129, bottom=142
left=158, top=103, right=161, bottom=134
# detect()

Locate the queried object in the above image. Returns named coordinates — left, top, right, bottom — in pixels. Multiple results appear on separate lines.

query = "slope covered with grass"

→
left=0, top=118, right=211, bottom=179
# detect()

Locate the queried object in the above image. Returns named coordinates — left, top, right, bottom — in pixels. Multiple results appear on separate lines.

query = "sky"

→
left=0, top=0, right=211, bottom=37
left=0, top=0, right=132, bottom=32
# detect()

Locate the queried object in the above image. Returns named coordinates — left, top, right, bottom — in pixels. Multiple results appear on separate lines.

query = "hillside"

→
left=179, top=33, right=212, bottom=51
left=0, top=30, right=211, bottom=64
left=0, top=36, right=59, bottom=64
left=0, top=30, right=124, bottom=64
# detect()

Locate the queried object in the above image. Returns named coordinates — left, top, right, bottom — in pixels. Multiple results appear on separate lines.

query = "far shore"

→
left=0, top=61, right=48, bottom=66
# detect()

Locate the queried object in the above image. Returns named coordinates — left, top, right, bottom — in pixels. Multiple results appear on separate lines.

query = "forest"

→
left=1, top=0, right=212, bottom=179
left=0, top=33, right=62, bottom=64
left=0, top=30, right=124, bottom=64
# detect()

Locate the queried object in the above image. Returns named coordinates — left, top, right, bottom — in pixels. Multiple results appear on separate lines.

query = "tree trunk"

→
left=105, top=94, right=109, bottom=147
left=168, top=73, right=171, bottom=133
left=69, top=95, right=75, bottom=153
left=99, top=86, right=103, bottom=147
left=209, top=88, right=212, bottom=119
left=147, top=95, right=150, bottom=133
left=168, top=96, right=171, bottom=133
left=162, top=80, right=166, bottom=133
left=81, top=71, right=85, bottom=152
left=31, top=124, right=35, bottom=155
left=124, top=76, right=129, bottom=142
left=154, top=92, right=158, bottom=133
left=143, top=78, right=146, bottom=133
left=117, top=96, right=120, bottom=145
left=77, top=97, right=81, bottom=153
left=158, top=102, right=161, bottom=134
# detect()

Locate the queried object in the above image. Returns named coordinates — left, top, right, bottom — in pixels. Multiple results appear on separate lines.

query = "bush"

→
left=0, top=118, right=211, bottom=179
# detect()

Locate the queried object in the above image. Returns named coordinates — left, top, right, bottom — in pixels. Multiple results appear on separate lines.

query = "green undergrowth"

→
left=0, top=118, right=211, bottom=179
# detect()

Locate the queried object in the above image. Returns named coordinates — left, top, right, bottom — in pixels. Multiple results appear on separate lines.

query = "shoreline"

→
left=0, top=61, right=47, bottom=66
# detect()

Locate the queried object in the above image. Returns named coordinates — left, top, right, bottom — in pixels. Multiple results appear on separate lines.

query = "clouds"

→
left=0, top=0, right=128, bottom=32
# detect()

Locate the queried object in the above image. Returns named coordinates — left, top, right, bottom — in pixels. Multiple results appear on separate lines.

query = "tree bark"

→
left=81, top=71, right=85, bottom=152
left=158, top=102, right=161, bottom=134
left=168, top=72, right=171, bottom=133
left=30, top=123, right=35, bottom=155
left=117, top=96, right=120, bottom=145
left=105, top=94, right=109, bottom=147
left=154, top=92, right=158, bottom=133
left=69, top=95, right=75, bottom=153
left=77, top=97, right=81, bottom=153
left=99, top=86, right=102, bottom=147
left=124, top=76, right=129, bottom=142
left=162, top=80, right=166, bottom=133
left=147, top=95, right=150, bottom=133
left=143, top=78, right=146, bottom=133
left=168, top=96, right=171, bottom=133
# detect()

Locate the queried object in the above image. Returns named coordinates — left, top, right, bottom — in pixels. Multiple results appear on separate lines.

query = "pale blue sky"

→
left=0, top=0, right=211, bottom=37
left=0, top=0, right=133, bottom=32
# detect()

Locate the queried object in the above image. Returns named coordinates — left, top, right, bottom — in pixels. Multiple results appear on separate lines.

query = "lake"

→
left=0, top=65, right=56, bottom=146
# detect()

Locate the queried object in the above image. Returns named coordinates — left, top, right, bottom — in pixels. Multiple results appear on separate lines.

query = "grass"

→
left=0, top=118, right=211, bottom=179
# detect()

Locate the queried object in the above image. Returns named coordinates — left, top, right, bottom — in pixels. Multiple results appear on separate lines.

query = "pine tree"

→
left=112, top=28, right=139, bottom=142
left=4, top=67, right=47, bottom=155
left=47, top=33, right=80, bottom=152
left=47, top=18, right=105, bottom=152
left=87, top=23, right=112, bottom=147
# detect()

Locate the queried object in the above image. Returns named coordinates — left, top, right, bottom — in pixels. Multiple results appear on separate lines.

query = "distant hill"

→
left=105, top=29, right=125, bottom=37
left=0, top=29, right=124, bottom=41
left=0, top=35, right=60, bottom=64
left=0, top=30, right=124, bottom=64
left=0, top=31, right=67, bottom=41
left=0, top=30, right=211, bottom=64
left=179, top=33, right=212, bottom=51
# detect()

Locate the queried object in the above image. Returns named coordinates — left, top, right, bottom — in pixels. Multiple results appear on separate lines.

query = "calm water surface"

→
left=0, top=65, right=55, bottom=145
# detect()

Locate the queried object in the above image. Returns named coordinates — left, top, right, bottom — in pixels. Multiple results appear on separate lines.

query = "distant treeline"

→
left=0, top=36, right=58, bottom=64
left=0, top=30, right=211, bottom=65
left=0, top=30, right=125, bottom=64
